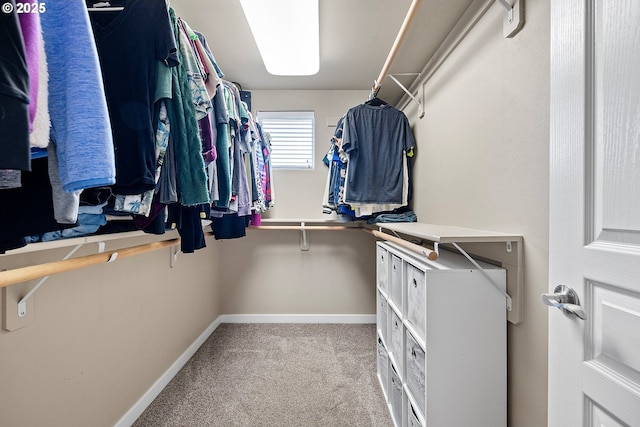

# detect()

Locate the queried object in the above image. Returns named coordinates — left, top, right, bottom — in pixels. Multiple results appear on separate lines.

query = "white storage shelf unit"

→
left=376, top=241, right=507, bottom=427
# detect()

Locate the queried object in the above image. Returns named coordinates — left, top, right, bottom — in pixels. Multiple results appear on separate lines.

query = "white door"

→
left=549, top=0, right=640, bottom=426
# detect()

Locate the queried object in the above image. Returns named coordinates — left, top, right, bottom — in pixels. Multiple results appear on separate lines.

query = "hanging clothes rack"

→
left=369, top=0, right=424, bottom=118
left=249, top=222, right=361, bottom=252
left=0, top=238, right=180, bottom=289
left=371, top=0, right=422, bottom=97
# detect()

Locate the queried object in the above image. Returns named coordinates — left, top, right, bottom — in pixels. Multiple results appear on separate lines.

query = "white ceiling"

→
left=171, top=0, right=474, bottom=105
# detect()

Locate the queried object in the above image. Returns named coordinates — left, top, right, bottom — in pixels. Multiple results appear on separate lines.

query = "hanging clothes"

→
left=112, top=57, right=174, bottom=218
left=255, top=121, right=274, bottom=209
left=0, top=157, right=75, bottom=250
left=342, top=102, right=415, bottom=209
left=38, top=0, right=116, bottom=194
left=211, top=82, right=232, bottom=209
left=323, top=101, right=415, bottom=219
left=29, top=27, right=50, bottom=150
left=210, top=81, right=252, bottom=239
left=17, top=2, right=40, bottom=132
left=0, top=2, right=273, bottom=249
left=322, top=115, right=353, bottom=216
left=28, top=189, right=111, bottom=243
left=194, top=31, right=225, bottom=80
left=87, top=0, right=177, bottom=195
left=0, top=1, right=33, bottom=190
left=177, top=18, right=211, bottom=121
left=166, top=8, right=210, bottom=206
left=244, top=109, right=266, bottom=213
left=167, top=204, right=207, bottom=253
left=225, top=81, right=252, bottom=217
left=0, top=0, right=31, bottom=173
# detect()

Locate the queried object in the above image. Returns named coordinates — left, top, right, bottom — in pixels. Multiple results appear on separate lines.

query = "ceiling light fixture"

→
left=239, top=0, right=319, bottom=76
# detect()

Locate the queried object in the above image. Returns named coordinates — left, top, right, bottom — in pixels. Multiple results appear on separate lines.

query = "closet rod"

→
left=372, top=0, right=423, bottom=96
left=365, top=228, right=438, bottom=260
left=0, top=239, right=179, bottom=288
left=248, top=225, right=357, bottom=231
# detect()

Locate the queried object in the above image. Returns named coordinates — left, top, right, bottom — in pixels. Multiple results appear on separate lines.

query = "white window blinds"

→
left=257, top=111, right=314, bottom=169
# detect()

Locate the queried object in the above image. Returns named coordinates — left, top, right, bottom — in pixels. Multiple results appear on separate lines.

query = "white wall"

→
left=218, top=89, right=378, bottom=317
left=218, top=230, right=376, bottom=316
left=0, top=235, right=221, bottom=427
left=402, top=2, right=550, bottom=426
left=252, top=90, right=369, bottom=220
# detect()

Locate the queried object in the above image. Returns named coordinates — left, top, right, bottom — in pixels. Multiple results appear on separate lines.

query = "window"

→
left=257, top=111, right=314, bottom=169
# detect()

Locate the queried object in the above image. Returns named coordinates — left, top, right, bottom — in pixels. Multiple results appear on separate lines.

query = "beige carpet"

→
left=132, top=323, right=393, bottom=427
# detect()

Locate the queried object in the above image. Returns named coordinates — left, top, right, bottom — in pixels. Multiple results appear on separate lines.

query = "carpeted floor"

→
left=132, top=323, right=393, bottom=427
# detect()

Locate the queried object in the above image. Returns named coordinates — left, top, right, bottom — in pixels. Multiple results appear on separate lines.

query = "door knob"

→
left=541, top=285, right=586, bottom=320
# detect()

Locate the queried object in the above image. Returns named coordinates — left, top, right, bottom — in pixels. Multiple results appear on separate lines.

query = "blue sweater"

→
left=40, top=0, right=115, bottom=191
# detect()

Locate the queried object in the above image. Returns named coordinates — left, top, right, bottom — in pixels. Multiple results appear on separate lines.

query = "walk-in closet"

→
left=4, top=0, right=640, bottom=426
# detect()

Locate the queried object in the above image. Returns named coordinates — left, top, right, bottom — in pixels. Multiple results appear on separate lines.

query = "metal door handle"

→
left=541, top=285, right=586, bottom=320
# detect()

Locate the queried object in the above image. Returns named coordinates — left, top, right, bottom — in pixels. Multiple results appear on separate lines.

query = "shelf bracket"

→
left=495, top=0, right=524, bottom=38
left=451, top=242, right=513, bottom=311
left=388, top=74, right=424, bottom=119
left=300, top=222, right=310, bottom=251
left=17, top=242, right=106, bottom=317
left=170, top=246, right=181, bottom=268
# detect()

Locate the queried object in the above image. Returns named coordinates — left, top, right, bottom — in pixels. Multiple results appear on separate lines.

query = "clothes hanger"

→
left=365, top=84, right=388, bottom=106
left=365, top=96, right=388, bottom=106
left=87, top=1, right=124, bottom=11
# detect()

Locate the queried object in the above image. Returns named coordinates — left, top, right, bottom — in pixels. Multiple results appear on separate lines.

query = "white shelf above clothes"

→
left=376, top=222, right=522, bottom=244
left=0, top=229, right=179, bottom=256
left=374, top=222, right=524, bottom=324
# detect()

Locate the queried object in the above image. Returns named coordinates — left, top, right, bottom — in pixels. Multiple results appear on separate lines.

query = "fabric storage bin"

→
left=406, top=262, right=426, bottom=342
left=390, top=363, right=403, bottom=427
left=390, top=254, right=403, bottom=310
left=405, top=328, right=426, bottom=416
left=407, top=398, right=424, bottom=427
left=377, top=245, right=389, bottom=295
left=377, top=337, right=389, bottom=401
left=378, top=291, right=388, bottom=343
left=390, top=309, right=403, bottom=375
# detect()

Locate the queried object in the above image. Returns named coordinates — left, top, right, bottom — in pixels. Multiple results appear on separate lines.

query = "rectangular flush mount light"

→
left=239, top=0, right=319, bottom=76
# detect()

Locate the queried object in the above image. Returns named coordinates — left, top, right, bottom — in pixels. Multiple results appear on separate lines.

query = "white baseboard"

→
left=219, top=313, right=376, bottom=324
left=115, top=316, right=223, bottom=427
left=116, top=313, right=375, bottom=426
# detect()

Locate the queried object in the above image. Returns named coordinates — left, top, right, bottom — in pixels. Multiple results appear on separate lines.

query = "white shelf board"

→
left=375, top=222, right=524, bottom=325
left=376, top=222, right=522, bottom=244
left=1, top=229, right=181, bottom=256
left=260, top=218, right=355, bottom=226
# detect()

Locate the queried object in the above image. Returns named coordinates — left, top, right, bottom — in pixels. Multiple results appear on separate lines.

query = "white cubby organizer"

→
left=376, top=240, right=507, bottom=427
